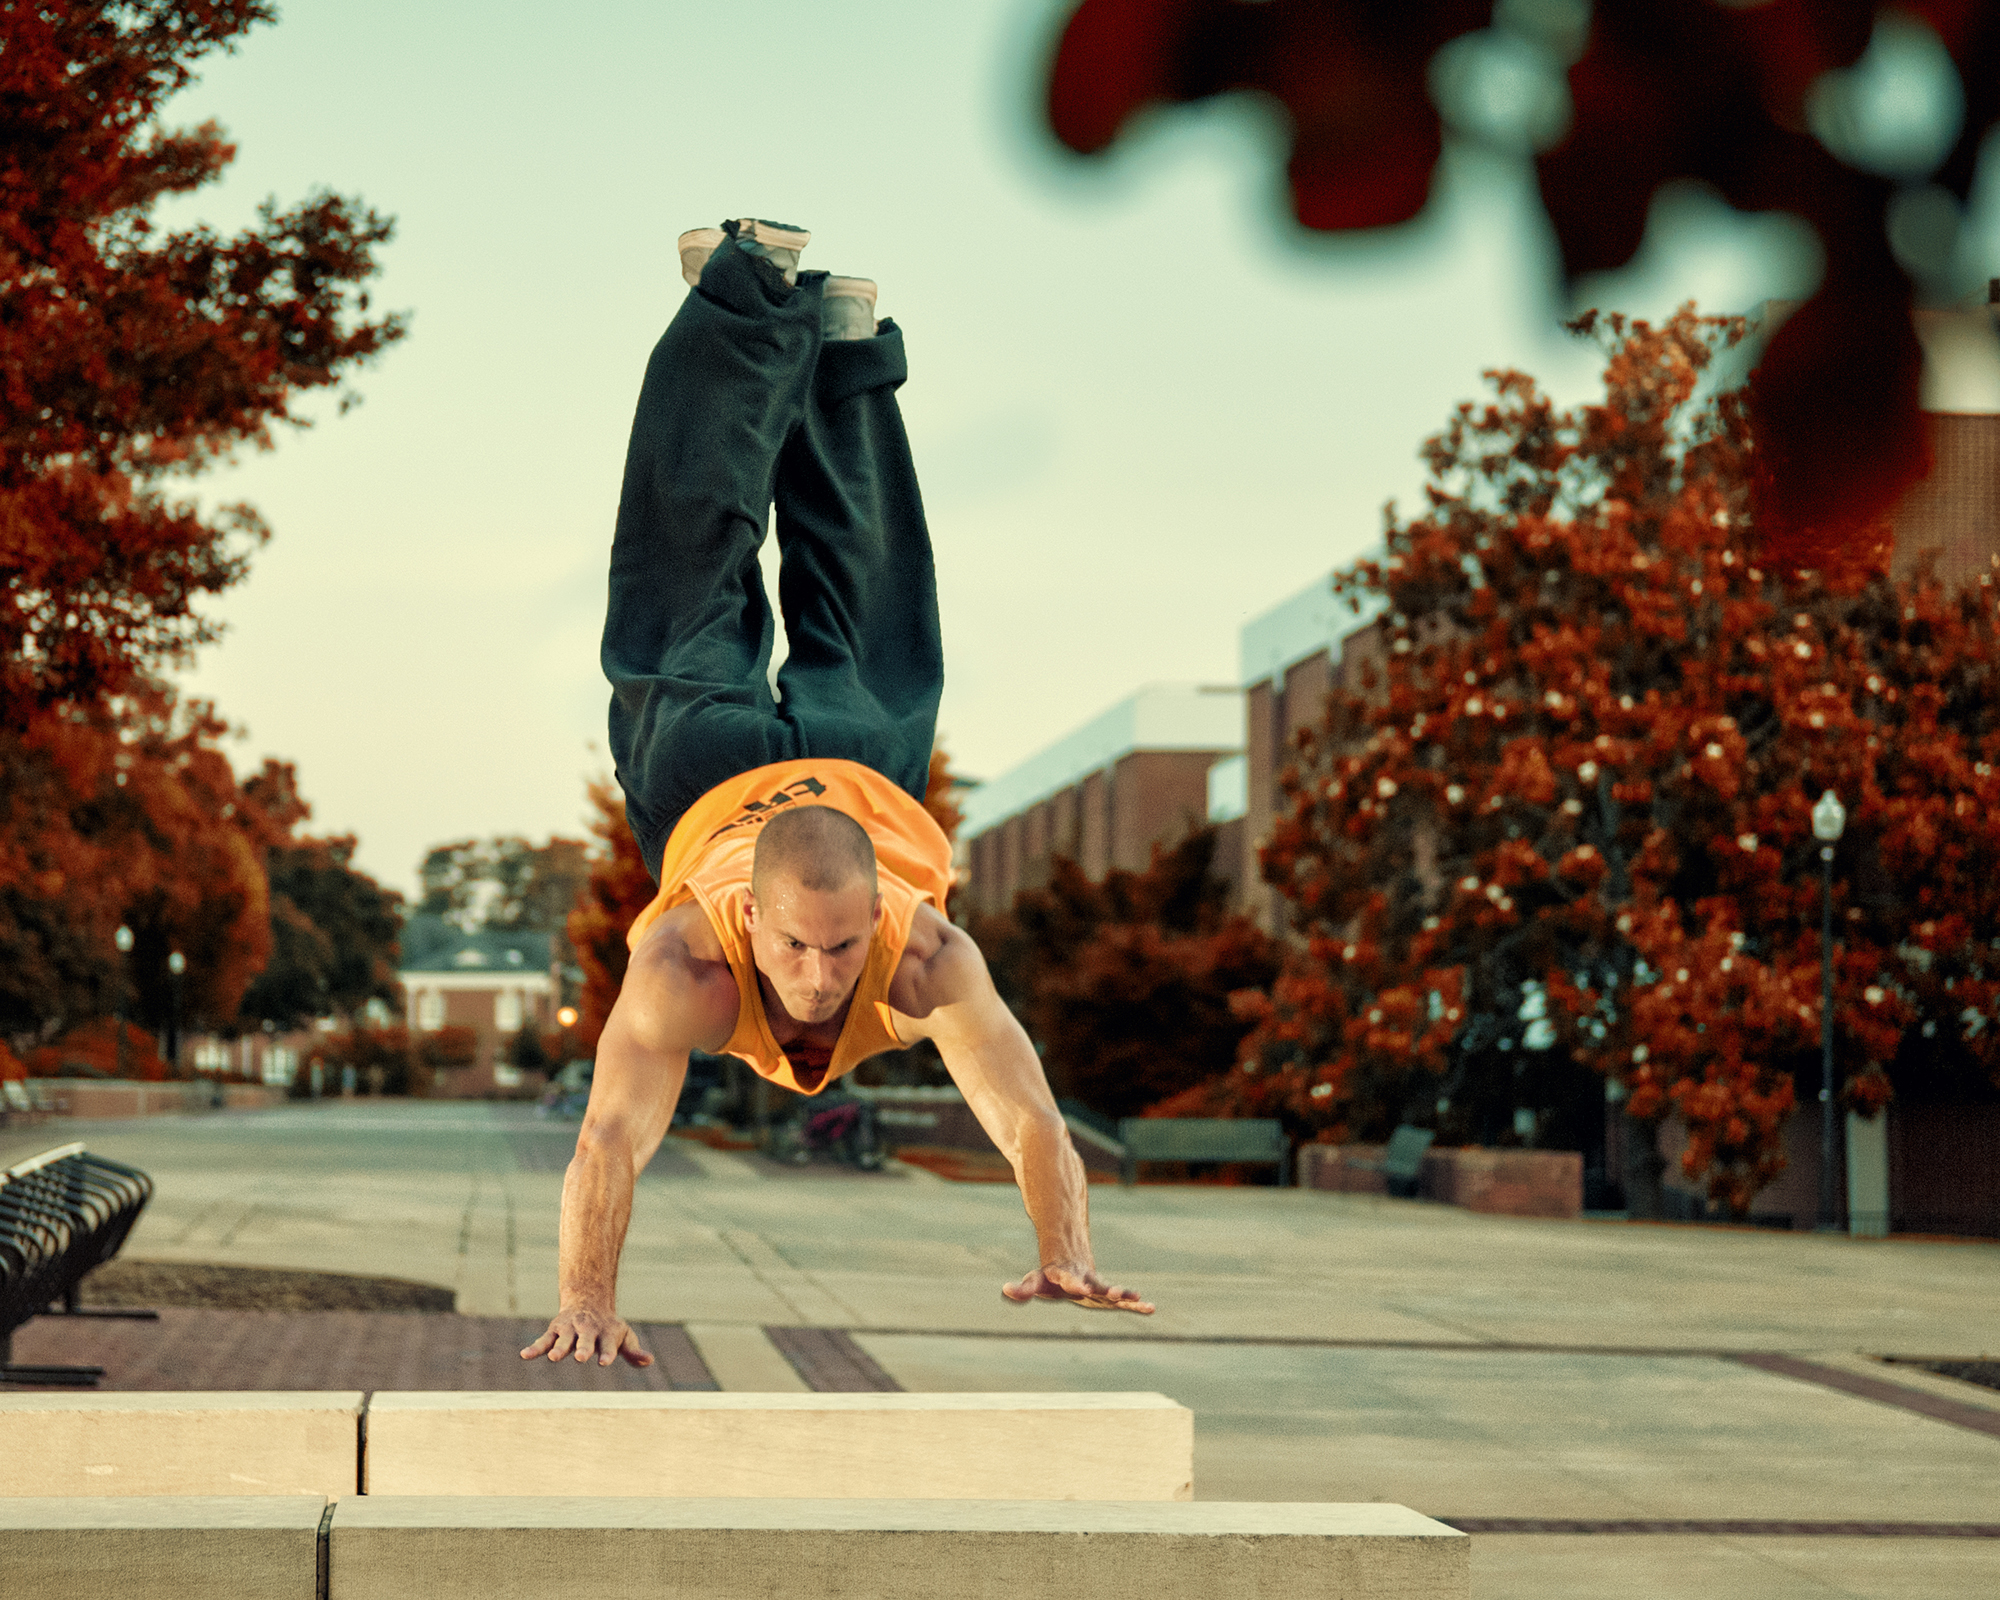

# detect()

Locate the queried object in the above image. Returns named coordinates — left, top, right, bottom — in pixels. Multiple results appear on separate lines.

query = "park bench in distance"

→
left=0, top=1142, right=157, bottom=1387
left=1348, top=1125, right=1436, bottom=1198
left=1116, top=1118, right=1290, bottom=1187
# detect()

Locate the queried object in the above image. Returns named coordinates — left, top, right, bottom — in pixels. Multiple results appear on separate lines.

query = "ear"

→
left=743, top=891, right=760, bottom=933
left=871, top=894, right=883, bottom=927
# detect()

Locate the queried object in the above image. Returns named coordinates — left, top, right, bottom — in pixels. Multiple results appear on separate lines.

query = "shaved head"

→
left=752, top=805, right=877, bottom=899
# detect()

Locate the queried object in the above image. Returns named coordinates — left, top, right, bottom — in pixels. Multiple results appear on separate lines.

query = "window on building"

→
left=193, top=1039, right=229, bottom=1074
left=417, top=990, right=445, bottom=1030
left=496, top=989, right=522, bottom=1031
left=263, top=1046, right=297, bottom=1087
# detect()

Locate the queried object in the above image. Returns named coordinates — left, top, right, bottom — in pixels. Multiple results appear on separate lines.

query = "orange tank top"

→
left=625, top=759, right=954, bottom=1095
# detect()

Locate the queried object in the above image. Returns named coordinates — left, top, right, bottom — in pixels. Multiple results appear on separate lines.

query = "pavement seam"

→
left=315, top=1499, right=333, bottom=1600
left=504, top=1180, right=517, bottom=1315
left=1730, top=1352, right=2000, bottom=1442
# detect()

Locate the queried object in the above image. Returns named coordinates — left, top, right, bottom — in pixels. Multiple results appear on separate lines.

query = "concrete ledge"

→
left=363, top=1391, right=1193, bottom=1500
left=18, top=1078, right=287, bottom=1117
left=0, top=1495, right=325, bottom=1599
left=0, top=1392, right=362, bottom=1497
left=329, top=1497, right=1468, bottom=1600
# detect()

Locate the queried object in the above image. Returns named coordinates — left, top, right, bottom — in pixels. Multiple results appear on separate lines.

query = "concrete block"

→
left=363, top=1391, right=1193, bottom=1501
left=329, top=1497, right=1467, bottom=1600
left=0, top=1495, right=325, bottom=1599
left=1300, top=1144, right=1583, bottom=1218
left=0, top=1392, right=362, bottom=1497
left=1424, top=1148, right=1582, bottom=1219
left=1847, top=1109, right=1890, bottom=1236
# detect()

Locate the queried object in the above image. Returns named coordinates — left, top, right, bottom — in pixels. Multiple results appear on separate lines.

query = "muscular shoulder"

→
left=888, top=904, right=995, bottom=1021
left=623, top=901, right=737, bottom=1053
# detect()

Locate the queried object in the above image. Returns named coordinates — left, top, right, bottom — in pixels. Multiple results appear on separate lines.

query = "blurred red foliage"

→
left=1044, top=0, right=2000, bottom=571
left=25, top=1017, right=168, bottom=1082
left=0, top=5, right=400, bottom=1061
left=1, top=1, right=404, bottom=727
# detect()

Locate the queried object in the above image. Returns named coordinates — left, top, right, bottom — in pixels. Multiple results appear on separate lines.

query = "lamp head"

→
left=114, top=925, right=133, bottom=953
left=167, top=951, right=186, bottom=976
left=1811, top=789, right=1847, bottom=843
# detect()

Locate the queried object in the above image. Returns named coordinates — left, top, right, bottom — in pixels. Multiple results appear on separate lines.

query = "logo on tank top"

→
left=707, top=775, right=830, bottom=840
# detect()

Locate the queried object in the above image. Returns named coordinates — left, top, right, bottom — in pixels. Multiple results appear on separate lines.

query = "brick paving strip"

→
left=9, top=1308, right=717, bottom=1390
left=1729, top=1351, right=2000, bottom=1441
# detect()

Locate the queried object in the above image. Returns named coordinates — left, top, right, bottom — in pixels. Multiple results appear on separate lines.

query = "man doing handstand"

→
left=524, top=219, right=1153, bottom=1369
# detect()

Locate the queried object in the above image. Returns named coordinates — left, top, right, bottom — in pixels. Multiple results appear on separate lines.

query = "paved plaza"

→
left=6, top=1100, right=1998, bottom=1598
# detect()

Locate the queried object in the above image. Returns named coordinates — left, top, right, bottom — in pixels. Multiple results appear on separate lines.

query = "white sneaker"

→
left=677, top=227, right=725, bottom=288
left=822, top=276, right=878, bottom=340
left=725, top=217, right=811, bottom=285
left=677, top=218, right=812, bottom=289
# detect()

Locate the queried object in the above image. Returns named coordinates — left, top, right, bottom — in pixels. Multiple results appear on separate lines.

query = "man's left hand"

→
left=1002, top=1262, right=1154, bottom=1314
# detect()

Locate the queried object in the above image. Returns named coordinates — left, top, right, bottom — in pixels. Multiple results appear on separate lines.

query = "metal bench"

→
left=1115, top=1118, right=1290, bottom=1187
left=1, top=1142, right=158, bottom=1387
left=1348, top=1125, right=1436, bottom=1198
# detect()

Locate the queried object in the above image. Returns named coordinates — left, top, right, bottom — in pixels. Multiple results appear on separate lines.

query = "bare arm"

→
left=900, top=916, right=1152, bottom=1315
left=521, top=930, right=719, bottom=1365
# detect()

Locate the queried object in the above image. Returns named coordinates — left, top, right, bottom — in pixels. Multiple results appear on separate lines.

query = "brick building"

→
left=1232, top=577, right=1384, bottom=930
left=960, top=685, right=1243, bottom=919
left=398, top=915, right=558, bottom=1097
left=1891, top=303, right=2000, bottom=588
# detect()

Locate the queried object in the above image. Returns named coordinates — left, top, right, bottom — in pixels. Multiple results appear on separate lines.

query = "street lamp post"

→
left=113, top=925, right=134, bottom=1079
left=166, top=950, right=186, bottom=1076
left=1811, top=789, right=1847, bottom=1231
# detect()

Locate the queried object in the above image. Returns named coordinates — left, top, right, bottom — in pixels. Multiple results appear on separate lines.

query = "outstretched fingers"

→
left=1001, top=1266, right=1155, bottom=1316
left=521, top=1310, right=655, bottom=1365
left=520, top=1323, right=574, bottom=1362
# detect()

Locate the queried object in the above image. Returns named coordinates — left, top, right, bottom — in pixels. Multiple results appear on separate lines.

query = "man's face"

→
left=743, top=873, right=879, bottom=1025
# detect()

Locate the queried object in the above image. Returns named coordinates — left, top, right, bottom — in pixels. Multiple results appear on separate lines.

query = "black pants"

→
left=602, top=240, right=943, bottom=880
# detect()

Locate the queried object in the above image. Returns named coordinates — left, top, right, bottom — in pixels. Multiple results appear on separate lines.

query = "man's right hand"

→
left=520, top=1306, right=655, bottom=1368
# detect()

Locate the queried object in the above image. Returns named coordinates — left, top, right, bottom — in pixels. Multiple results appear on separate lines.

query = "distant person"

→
left=524, top=220, right=1152, bottom=1369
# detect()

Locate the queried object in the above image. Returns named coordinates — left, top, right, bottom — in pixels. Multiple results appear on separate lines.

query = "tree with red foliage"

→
left=567, top=775, right=660, bottom=1051
left=921, top=742, right=969, bottom=849
left=1190, top=308, right=2000, bottom=1213
left=972, top=828, right=1279, bottom=1123
left=0, top=3, right=400, bottom=1063
left=2, top=0, right=403, bottom=727
left=1044, top=0, right=2000, bottom=570
left=0, top=688, right=271, bottom=1050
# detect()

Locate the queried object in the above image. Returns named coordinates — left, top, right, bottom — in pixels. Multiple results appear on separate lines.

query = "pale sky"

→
left=161, top=0, right=1836, bottom=894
